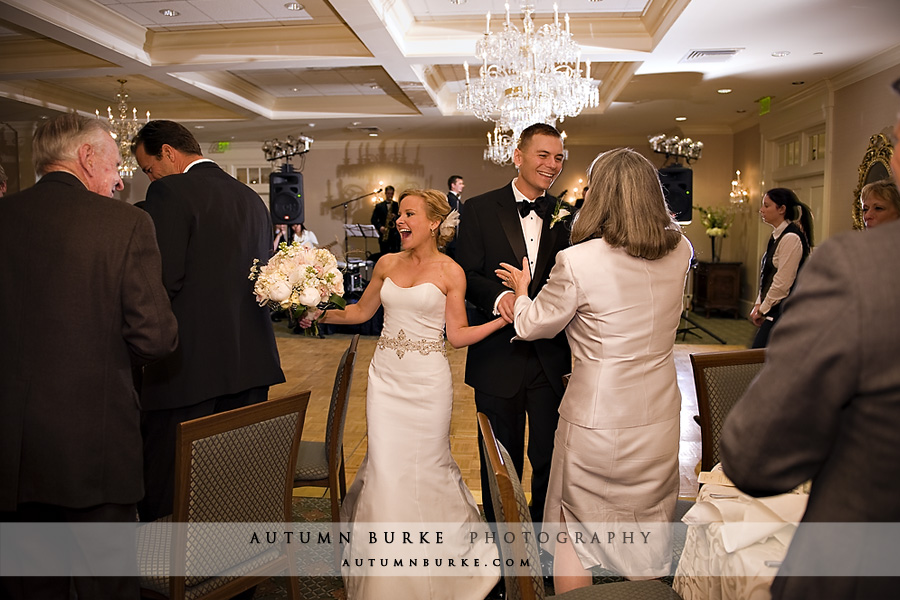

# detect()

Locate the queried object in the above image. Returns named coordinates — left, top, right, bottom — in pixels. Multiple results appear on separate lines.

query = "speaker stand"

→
left=678, top=263, right=727, bottom=344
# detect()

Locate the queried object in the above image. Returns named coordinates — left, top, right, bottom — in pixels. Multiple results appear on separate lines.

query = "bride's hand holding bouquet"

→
left=249, top=241, right=346, bottom=335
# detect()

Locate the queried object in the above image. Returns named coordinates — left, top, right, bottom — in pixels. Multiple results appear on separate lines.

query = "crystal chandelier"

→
left=96, top=79, right=149, bottom=179
left=458, top=2, right=599, bottom=165
left=484, top=124, right=517, bottom=165
left=730, top=170, right=749, bottom=205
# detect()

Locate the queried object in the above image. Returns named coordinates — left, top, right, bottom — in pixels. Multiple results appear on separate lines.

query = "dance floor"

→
left=271, top=324, right=751, bottom=503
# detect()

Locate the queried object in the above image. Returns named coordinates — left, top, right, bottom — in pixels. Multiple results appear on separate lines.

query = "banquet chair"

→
left=292, top=334, right=359, bottom=524
left=690, top=349, right=766, bottom=472
left=136, top=391, right=310, bottom=600
left=477, top=413, right=683, bottom=600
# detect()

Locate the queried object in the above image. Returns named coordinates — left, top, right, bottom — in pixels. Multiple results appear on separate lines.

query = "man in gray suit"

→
left=0, top=113, right=177, bottom=599
left=720, top=76, right=900, bottom=599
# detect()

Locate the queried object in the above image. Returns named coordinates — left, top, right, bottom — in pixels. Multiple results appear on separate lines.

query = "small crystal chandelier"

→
left=458, top=2, right=599, bottom=165
left=484, top=124, right=517, bottom=165
left=96, top=79, right=149, bottom=179
left=730, top=170, right=749, bottom=205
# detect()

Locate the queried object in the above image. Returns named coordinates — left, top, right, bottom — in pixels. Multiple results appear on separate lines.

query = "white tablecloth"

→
left=673, top=474, right=808, bottom=600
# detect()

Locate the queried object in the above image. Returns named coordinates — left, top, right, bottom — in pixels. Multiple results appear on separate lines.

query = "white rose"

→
left=267, top=280, right=292, bottom=303
left=297, top=286, right=321, bottom=308
left=288, top=267, right=307, bottom=285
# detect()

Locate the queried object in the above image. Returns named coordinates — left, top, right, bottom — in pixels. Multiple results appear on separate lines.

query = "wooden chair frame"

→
left=140, top=392, right=310, bottom=600
left=293, top=334, right=359, bottom=523
left=691, top=349, right=766, bottom=472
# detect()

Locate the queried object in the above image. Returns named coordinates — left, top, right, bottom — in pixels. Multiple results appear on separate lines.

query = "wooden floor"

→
left=271, top=329, right=747, bottom=504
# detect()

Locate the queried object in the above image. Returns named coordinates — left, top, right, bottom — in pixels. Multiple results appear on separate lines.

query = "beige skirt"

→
left=540, top=415, right=679, bottom=579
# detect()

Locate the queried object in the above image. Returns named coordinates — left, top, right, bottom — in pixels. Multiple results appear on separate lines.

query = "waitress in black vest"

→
left=751, top=188, right=814, bottom=348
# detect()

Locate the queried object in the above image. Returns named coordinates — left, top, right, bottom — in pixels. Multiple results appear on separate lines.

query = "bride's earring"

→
left=430, top=228, right=437, bottom=237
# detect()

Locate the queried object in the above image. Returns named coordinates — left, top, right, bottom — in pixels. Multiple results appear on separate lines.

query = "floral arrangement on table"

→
left=694, top=205, right=735, bottom=262
left=249, top=241, right=346, bottom=335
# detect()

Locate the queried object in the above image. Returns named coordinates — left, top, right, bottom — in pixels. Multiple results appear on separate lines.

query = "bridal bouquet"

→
left=250, top=241, right=346, bottom=334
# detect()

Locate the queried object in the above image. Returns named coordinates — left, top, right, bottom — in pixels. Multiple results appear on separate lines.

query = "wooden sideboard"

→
left=692, top=262, right=741, bottom=318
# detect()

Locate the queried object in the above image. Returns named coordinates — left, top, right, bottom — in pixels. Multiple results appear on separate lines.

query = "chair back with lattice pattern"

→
left=691, top=349, right=765, bottom=471
left=170, top=392, right=310, bottom=598
left=477, top=413, right=545, bottom=600
left=324, top=334, right=359, bottom=465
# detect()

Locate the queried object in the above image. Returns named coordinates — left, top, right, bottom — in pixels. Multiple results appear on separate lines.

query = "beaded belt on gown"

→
left=377, top=328, right=447, bottom=359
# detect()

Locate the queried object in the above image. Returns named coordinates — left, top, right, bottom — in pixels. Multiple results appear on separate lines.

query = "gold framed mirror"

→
left=852, top=132, right=894, bottom=229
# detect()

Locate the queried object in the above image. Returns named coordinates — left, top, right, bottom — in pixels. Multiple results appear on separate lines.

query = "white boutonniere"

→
left=549, top=200, right=571, bottom=229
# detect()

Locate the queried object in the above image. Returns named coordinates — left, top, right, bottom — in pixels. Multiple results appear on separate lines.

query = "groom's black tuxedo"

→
left=457, top=181, right=571, bottom=524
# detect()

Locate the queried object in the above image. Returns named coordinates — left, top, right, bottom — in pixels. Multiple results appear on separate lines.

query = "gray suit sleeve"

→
left=720, top=238, right=860, bottom=496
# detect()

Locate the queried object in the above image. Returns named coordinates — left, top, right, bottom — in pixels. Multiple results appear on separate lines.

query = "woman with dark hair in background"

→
left=750, top=187, right=813, bottom=348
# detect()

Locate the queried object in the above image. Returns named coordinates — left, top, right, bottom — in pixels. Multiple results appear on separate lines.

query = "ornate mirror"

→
left=852, top=132, right=894, bottom=229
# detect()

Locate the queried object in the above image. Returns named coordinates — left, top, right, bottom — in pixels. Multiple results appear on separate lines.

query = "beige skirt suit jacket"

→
left=513, top=235, right=693, bottom=578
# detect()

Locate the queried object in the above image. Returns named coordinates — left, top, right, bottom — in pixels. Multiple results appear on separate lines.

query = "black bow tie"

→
left=518, top=196, right=552, bottom=219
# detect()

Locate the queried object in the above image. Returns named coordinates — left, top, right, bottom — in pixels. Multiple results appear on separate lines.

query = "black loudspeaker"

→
left=659, top=165, right=693, bottom=224
left=269, top=165, right=304, bottom=224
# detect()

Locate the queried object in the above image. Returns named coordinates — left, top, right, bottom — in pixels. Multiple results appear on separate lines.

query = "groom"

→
left=456, top=123, right=572, bottom=529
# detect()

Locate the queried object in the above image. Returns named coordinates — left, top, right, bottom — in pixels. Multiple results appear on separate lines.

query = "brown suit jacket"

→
left=721, top=219, right=900, bottom=599
left=0, top=172, right=177, bottom=510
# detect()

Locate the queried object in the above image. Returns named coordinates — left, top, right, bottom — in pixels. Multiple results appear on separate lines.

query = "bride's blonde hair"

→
left=398, top=189, right=456, bottom=249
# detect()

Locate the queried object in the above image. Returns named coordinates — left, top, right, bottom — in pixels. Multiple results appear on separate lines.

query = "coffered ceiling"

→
left=0, top=0, right=898, bottom=146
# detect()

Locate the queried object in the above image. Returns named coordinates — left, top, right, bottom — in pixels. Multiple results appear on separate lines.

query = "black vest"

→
left=759, top=221, right=809, bottom=317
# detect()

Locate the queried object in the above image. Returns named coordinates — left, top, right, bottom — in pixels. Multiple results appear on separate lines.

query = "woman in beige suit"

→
left=498, top=148, right=693, bottom=592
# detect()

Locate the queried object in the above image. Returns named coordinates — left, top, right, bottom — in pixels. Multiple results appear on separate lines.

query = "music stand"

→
left=331, top=189, right=382, bottom=258
left=343, top=224, right=378, bottom=262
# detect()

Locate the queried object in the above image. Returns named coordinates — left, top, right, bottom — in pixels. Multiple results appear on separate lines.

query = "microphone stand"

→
left=331, top=189, right=382, bottom=261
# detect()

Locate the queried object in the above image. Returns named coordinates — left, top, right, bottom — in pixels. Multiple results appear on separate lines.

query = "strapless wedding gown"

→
left=340, top=277, right=499, bottom=600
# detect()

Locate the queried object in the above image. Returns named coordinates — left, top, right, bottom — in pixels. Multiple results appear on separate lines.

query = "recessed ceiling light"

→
left=813, top=51, right=823, bottom=55
left=351, top=121, right=361, bottom=126
left=449, top=0, right=467, bottom=4
left=792, top=81, right=805, bottom=85
left=771, top=51, right=790, bottom=58
left=307, top=123, right=316, bottom=128
left=291, top=88, right=298, bottom=92
left=675, top=116, right=687, bottom=121
left=284, top=2, right=304, bottom=10
left=368, top=133, right=378, bottom=137
left=717, top=88, right=732, bottom=94
left=736, top=109, right=747, bottom=114
left=159, top=8, right=180, bottom=17
left=194, top=125, right=204, bottom=129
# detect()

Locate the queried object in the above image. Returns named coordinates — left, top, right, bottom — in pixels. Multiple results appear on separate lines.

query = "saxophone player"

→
left=371, top=185, right=401, bottom=259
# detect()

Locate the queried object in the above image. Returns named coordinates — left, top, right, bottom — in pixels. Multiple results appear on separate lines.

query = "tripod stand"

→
left=678, top=261, right=727, bottom=344
left=331, top=189, right=382, bottom=259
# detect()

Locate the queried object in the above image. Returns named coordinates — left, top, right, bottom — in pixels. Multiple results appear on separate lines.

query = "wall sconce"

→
left=730, top=170, right=749, bottom=205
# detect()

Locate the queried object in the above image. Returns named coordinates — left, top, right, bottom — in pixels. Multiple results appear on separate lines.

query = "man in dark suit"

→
left=370, top=185, right=400, bottom=259
left=445, top=174, right=464, bottom=259
left=0, top=113, right=178, bottom=599
left=131, top=120, right=285, bottom=522
left=457, top=123, right=572, bottom=529
left=720, top=80, right=900, bottom=599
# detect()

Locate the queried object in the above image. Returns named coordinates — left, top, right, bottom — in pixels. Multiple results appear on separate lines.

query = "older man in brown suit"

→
left=0, top=113, right=177, bottom=599
left=720, top=76, right=900, bottom=599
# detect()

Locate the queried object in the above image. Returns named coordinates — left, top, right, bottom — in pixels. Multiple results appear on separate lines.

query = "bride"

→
left=301, top=189, right=503, bottom=599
